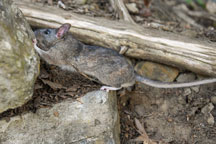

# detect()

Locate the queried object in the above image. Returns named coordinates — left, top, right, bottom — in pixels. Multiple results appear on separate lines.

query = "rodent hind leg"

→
left=100, top=86, right=122, bottom=92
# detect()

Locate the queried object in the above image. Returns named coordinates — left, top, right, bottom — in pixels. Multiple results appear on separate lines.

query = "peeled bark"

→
left=15, top=1, right=216, bottom=76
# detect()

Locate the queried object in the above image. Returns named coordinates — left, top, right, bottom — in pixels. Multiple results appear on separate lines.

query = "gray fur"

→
left=34, top=23, right=216, bottom=89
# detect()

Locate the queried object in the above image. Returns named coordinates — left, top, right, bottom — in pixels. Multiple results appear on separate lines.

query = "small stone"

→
left=74, top=0, right=88, bottom=5
left=178, top=96, right=186, bottom=104
left=204, top=29, right=216, bottom=42
left=206, top=0, right=216, bottom=14
left=201, top=103, right=214, bottom=114
left=134, top=105, right=145, bottom=117
left=197, top=74, right=207, bottom=80
left=180, top=29, right=198, bottom=38
left=135, top=16, right=144, bottom=22
left=183, top=88, right=192, bottom=96
left=160, top=100, right=169, bottom=113
left=126, top=3, right=139, bottom=14
left=210, top=96, right=216, bottom=105
left=207, top=113, right=215, bottom=125
left=149, top=22, right=164, bottom=29
left=134, top=61, right=179, bottom=82
left=191, top=86, right=200, bottom=93
left=167, top=118, right=173, bottom=122
left=176, top=73, right=196, bottom=83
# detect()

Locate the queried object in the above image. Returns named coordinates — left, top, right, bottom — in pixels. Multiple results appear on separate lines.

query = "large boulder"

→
left=0, top=0, right=39, bottom=113
left=0, top=91, right=120, bottom=144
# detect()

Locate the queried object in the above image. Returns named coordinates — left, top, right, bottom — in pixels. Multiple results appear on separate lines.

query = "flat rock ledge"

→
left=0, top=91, right=120, bottom=144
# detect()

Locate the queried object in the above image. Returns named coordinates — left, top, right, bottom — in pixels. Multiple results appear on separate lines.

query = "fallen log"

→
left=15, top=1, right=216, bottom=76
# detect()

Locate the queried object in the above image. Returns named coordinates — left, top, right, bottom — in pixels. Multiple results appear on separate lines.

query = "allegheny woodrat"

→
left=33, top=23, right=216, bottom=91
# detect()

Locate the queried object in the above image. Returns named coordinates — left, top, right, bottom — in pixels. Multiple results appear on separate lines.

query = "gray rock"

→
left=210, top=96, right=216, bottom=105
left=0, top=91, right=120, bottom=144
left=176, top=73, right=196, bottom=83
left=207, top=113, right=215, bottom=125
left=201, top=103, right=214, bottom=114
left=0, top=0, right=39, bottom=113
left=201, top=103, right=215, bottom=125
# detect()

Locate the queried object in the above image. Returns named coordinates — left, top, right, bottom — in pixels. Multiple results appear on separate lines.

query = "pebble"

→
left=206, top=0, right=216, bottom=14
left=135, top=61, right=179, bottom=82
left=126, top=3, right=139, bottom=14
left=207, top=113, right=215, bottom=125
left=183, top=88, right=192, bottom=96
left=176, top=73, right=196, bottom=83
left=201, top=103, right=214, bottom=114
left=191, top=86, right=200, bottom=93
left=210, top=96, right=216, bottom=105
left=134, top=105, right=145, bottom=117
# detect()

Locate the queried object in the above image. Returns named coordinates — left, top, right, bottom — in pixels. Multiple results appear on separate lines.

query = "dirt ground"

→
left=119, top=83, right=216, bottom=144
left=1, top=0, right=216, bottom=143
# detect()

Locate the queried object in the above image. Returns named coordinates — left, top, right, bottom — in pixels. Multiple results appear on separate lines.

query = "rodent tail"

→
left=135, top=74, right=216, bottom=88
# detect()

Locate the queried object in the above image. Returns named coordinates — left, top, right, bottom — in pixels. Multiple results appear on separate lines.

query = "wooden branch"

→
left=109, top=0, right=136, bottom=24
left=15, top=1, right=216, bottom=76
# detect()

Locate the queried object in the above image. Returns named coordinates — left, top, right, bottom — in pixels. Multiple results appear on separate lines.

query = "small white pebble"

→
left=57, top=0, right=66, bottom=9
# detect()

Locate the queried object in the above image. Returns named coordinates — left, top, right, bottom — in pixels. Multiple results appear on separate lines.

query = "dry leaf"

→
left=66, top=86, right=79, bottom=92
left=42, top=79, right=65, bottom=90
left=135, top=118, right=148, bottom=138
left=134, top=118, right=157, bottom=144
left=53, top=111, right=59, bottom=117
left=34, top=83, right=43, bottom=90
left=39, top=69, right=49, bottom=79
left=76, top=97, right=83, bottom=104
left=66, top=92, right=76, bottom=97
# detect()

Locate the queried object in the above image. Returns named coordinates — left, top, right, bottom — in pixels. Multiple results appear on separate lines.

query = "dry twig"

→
left=109, top=0, right=136, bottom=24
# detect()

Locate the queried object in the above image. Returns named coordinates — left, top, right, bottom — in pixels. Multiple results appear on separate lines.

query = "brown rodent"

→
left=33, top=23, right=216, bottom=91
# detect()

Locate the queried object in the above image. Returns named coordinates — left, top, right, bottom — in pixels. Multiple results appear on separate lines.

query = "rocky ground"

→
left=0, top=60, right=101, bottom=120
left=1, top=0, right=216, bottom=143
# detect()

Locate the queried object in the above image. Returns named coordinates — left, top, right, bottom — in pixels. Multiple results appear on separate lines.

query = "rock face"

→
left=0, top=0, right=39, bottom=113
left=0, top=91, right=120, bottom=144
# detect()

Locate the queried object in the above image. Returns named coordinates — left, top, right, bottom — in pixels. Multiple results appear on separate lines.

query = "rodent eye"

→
left=44, top=29, right=51, bottom=35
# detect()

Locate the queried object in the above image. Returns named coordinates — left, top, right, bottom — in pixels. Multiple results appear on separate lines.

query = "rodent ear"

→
left=56, top=23, right=71, bottom=38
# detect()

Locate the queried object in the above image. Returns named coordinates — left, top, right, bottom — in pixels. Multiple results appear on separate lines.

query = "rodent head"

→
left=34, top=23, right=71, bottom=50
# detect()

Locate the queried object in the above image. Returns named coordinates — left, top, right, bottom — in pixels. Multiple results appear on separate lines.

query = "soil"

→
left=1, top=0, right=216, bottom=143
left=119, top=83, right=216, bottom=144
